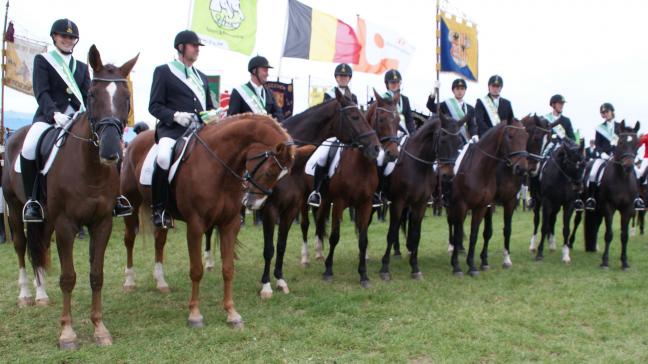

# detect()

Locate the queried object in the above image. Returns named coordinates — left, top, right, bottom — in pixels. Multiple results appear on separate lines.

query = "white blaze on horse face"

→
left=106, top=82, right=117, bottom=115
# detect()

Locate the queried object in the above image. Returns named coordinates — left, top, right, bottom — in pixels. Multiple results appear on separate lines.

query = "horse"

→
left=2, top=46, right=138, bottom=349
left=121, top=114, right=294, bottom=327
left=475, top=114, right=552, bottom=269
left=448, top=119, right=529, bottom=276
left=314, top=91, right=401, bottom=287
left=379, top=112, right=466, bottom=280
left=532, top=138, right=585, bottom=262
left=583, top=120, right=641, bottom=269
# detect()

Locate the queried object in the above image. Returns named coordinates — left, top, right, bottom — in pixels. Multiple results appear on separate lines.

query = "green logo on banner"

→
left=191, top=0, right=257, bottom=55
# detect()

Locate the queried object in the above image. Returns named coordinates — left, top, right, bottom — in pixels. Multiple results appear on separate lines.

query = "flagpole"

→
left=435, top=0, right=441, bottom=113
left=1, top=1, right=9, bottom=145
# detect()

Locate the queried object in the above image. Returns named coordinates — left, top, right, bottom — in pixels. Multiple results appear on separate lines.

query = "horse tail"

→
left=584, top=210, right=601, bottom=252
left=26, top=221, right=50, bottom=272
left=399, top=207, right=409, bottom=238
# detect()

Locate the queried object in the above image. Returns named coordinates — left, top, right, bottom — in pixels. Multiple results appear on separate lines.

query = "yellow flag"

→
left=4, top=36, right=47, bottom=95
left=308, top=85, right=327, bottom=106
left=127, top=75, right=135, bottom=126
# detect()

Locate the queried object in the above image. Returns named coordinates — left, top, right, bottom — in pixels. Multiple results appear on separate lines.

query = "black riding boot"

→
left=307, top=164, right=327, bottom=207
left=0, top=213, right=6, bottom=243
left=151, top=165, right=173, bottom=229
left=373, top=167, right=386, bottom=208
left=441, top=175, right=452, bottom=207
left=20, top=156, right=44, bottom=222
left=585, top=182, right=597, bottom=211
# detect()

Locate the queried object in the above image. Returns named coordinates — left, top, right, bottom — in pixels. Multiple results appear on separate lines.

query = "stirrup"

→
left=585, top=198, right=596, bottom=211
left=153, top=209, right=174, bottom=229
left=307, top=191, right=321, bottom=207
left=573, top=199, right=585, bottom=212
left=634, top=198, right=645, bottom=211
left=372, top=193, right=383, bottom=208
left=22, top=199, right=45, bottom=223
left=113, top=195, right=134, bottom=217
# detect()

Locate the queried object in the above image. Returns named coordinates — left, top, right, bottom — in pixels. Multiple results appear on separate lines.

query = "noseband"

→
left=375, top=106, right=400, bottom=145
left=338, top=104, right=376, bottom=148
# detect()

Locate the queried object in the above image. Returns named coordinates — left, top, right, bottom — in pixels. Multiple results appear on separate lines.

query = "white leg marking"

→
left=260, top=282, right=273, bottom=299
left=153, top=262, right=169, bottom=291
left=529, top=234, right=537, bottom=252
left=204, top=250, right=215, bottom=271
left=502, top=249, right=513, bottom=268
left=562, top=245, right=571, bottom=264
left=123, top=267, right=136, bottom=289
left=300, top=241, right=310, bottom=266
left=315, top=236, right=324, bottom=260
left=34, top=267, right=49, bottom=305
left=18, top=267, right=32, bottom=301
left=549, top=234, right=557, bottom=251
left=276, top=278, right=290, bottom=294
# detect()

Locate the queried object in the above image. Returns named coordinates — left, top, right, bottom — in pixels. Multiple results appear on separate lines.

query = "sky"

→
left=4, top=0, right=648, bottom=141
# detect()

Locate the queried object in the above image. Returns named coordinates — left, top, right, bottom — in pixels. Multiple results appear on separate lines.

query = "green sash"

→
left=42, top=50, right=85, bottom=111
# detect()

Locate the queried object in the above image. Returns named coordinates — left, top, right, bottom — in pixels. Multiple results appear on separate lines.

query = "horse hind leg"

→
left=561, top=204, right=574, bottom=264
left=600, top=211, right=614, bottom=269
left=260, top=209, right=276, bottom=299
left=203, top=228, right=216, bottom=272
left=55, top=221, right=79, bottom=350
left=300, top=203, right=310, bottom=267
left=123, top=212, right=139, bottom=292
left=479, top=207, right=493, bottom=270
left=88, top=218, right=114, bottom=347
left=153, top=228, right=170, bottom=293
left=620, top=210, right=632, bottom=270
left=274, top=207, right=297, bottom=294
left=11, top=211, right=34, bottom=307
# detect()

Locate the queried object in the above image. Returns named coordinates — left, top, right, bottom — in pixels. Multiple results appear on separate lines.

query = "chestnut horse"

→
left=2, top=46, right=138, bottom=349
left=448, top=119, right=529, bottom=276
left=121, top=115, right=294, bottom=327
left=380, top=112, right=466, bottom=280
left=314, top=92, right=400, bottom=287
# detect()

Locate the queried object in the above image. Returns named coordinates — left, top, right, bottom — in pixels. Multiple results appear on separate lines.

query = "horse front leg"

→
left=314, top=202, right=331, bottom=261
left=355, top=202, right=373, bottom=287
left=123, top=212, right=139, bottom=292
left=536, top=199, right=552, bottom=261
left=218, top=217, right=243, bottom=328
left=186, top=218, right=207, bottom=328
left=502, top=202, right=515, bottom=269
left=87, top=217, right=114, bottom=346
left=153, top=228, right=170, bottom=293
left=530, top=195, right=542, bottom=252
left=480, top=206, right=493, bottom=270
left=620, top=209, right=632, bottom=270
left=467, top=207, right=487, bottom=276
left=300, top=203, right=311, bottom=266
left=600, top=208, right=614, bottom=269
left=450, top=207, right=465, bottom=276
left=274, top=207, right=297, bottom=294
left=203, top=228, right=216, bottom=271
left=561, top=203, right=574, bottom=264
left=10, top=209, right=33, bottom=306
left=260, top=207, right=276, bottom=299
left=55, top=219, right=79, bottom=350
left=407, top=202, right=426, bottom=279
left=569, top=210, right=583, bottom=249
left=380, top=201, right=404, bottom=281
left=323, top=201, right=343, bottom=282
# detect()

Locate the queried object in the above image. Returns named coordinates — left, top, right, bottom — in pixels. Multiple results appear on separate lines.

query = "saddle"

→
left=140, top=127, right=199, bottom=186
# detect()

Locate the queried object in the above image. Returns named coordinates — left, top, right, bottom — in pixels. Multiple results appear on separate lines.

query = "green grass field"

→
left=1, top=208, right=647, bottom=363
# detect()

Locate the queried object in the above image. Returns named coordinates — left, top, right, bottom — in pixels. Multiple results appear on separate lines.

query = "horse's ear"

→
left=119, top=53, right=140, bottom=78
left=634, top=121, right=641, bottom=133
left=616, top=120, right=625, bottom=134
left=372, top=88, right=382, bottom=105
left=88, top=44, right=103, bottom=73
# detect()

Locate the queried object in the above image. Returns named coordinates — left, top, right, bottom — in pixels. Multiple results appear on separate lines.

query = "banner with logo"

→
left=206, top=75, right=221, bottom=108
left=440, top=11, right=478, bottom=81
left=353, top=17, right=415, bottom=74
left=190, top=0, right=257, bottom=55
left=308, top=85, right=328, bottom=107
left=4, top=28, right=47, bottom=95
left=265, top=80, right=294, bottom=118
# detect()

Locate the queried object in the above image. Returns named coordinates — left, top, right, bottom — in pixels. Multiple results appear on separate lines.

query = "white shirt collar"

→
left=250, top=81, right=264, bottom=97
left=54, top=48, right=72, bottom=65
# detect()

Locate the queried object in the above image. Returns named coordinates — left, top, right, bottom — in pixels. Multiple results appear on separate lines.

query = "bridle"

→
left=475, top=124, right=529, bottom=168
left=374, top=106, right=399, bottom=146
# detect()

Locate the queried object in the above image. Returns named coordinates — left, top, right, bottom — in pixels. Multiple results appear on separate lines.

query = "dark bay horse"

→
left=477, top=114, right=552, bottom=269
left=584, top=121, right=640, bottom=269
left=379, top=112, right=465, bottom=280
left=121, top=115, right=294, bottom=327
left=314, top=92, right=400, bottom=287
left=448, top=119, right=529, bottom=276
left=2, top=46, right=138, bottom=349
left=255, top=89, right=381, bottom=298
left=533, top=138, right=585, bottom=262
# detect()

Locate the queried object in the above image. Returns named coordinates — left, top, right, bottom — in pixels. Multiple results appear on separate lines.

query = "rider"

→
left=584, top=102, right=645, bottom=211
left=475, top=75, right=514, bottom=136
left=227, top=55, right=284, bottom=121
left=438, top=78, right=478, bottom=206
left=384, top=69, right=415, bottom=135
left=306, top=63, right=361, bottom=207
left=148, top=30, right=218, bottom=228
left=637, top=132, right=648, bottom=184
left=21, top=19, right=131, bottom=221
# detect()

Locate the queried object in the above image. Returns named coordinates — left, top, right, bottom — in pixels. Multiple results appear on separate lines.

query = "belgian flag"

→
left=282, top=0, right=361, bottom=64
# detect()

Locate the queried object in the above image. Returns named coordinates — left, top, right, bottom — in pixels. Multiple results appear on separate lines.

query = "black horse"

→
left=532, top=139, right=585, bottom=262
left=584, top=121, right=640, bottom=269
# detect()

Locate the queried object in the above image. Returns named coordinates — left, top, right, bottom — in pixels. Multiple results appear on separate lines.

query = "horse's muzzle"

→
left=363, top=143, right=380, bottom=160
left=242, top=193, right=268, bottom=210
left=514, top=164, right=528, bottom=177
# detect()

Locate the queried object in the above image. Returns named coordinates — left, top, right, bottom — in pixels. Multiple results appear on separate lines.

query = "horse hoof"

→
left=600, top=264, right=609, bottom=270
left=622, top=266, right=630, bottom=272
left=411, top=272, right=423, bottom=280
left=502, top=262, right=513, bottom=269
left=380, top=272, right=391, bottom=281
left=18, top=297, right=34, bottom=308
left=315, top=255, right=324, bottom=261
left=301, top=261, right=310, bottom=268
left=59, top=340, right=79, bottom=351
left=206, top=265, right=214, bottom=272
left=562, top=259, right=571, bottom=265
left=535, top=255, right=544, bottom=262
left=35, top=298, right=50, bottom=307
left=259, top=290, right=273, bottom=299
left=157, top=286, right=171, bottom=294
left=94, top=334, right=113, bottom=347
left=227, top=319, right=244, bottom=330
left=468, top=270, right=479, bottom=277
left=480, top=265, right=490, bottom=271
left=393, top=253, right=402, bottom=260
left=458, top=249, right=467, bottom=255
left=187, top=319, right=204, bottom=328
left=123, top=285, right=136, bottom=293
left=453, top=271, right=464, bottom=278
left=322, top=274, right=333, bottom=283
left=360, top=280, right=372, bottom=288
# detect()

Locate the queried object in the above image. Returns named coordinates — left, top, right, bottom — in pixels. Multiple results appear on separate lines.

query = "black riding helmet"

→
left=600, top=102, right=615, bottom=113
left=384, top=69, right=402, bottom=86
left=452, top=78, right=467, bottom=90
left=50, top=18, right=79, bottom=39
left=174, top=30, right=204, bottom=51
left=488, top=75, right=503, bottom=87
left=550, top=94, right=566, bottom=106
left=132, top=121, right=149, bottom=135
left=248, top=55, right=273, bottom=73
left=334, top=63, right=352, bottom=78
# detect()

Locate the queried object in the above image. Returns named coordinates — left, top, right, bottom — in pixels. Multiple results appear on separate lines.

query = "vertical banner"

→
left=308, top=85, right=327, bottom=106
left=439, top=12, right=478, bottom=81
left=353, top=17, right=415, bottom=74
left=265, top=80, right=294, bottom=118
left=4, top=35, right=47, bottom=95
left=206, top=75, right=221, bottom=109
left=190, top=0, right=257, bottom=55
left=127, top=75, right=135, bottom=126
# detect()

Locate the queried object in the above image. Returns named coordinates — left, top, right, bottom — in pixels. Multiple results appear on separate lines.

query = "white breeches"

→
left=156, top=137, right=176, bottom=170
left=305, top=137, right=336, bottom=176
left=21, top=122, right=51, bottom=160
left=636, top=158, right=648, bottom=178
left=589, top=158, right=606, bottom=183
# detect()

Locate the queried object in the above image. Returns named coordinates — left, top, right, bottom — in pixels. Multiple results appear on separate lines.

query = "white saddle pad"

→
left=14, top=120, right=75, bottom=175
left=384, top=135, right=409, bottom=176
left=453, top=141, right=474, bottom=175
left=139, top=136, right=191, bottom=185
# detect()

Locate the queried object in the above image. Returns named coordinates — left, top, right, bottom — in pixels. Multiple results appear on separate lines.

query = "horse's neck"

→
left=407, top=128, right=437, bottom=163
left=283, top=102, right=336, bottom=142
left=66, top=116, right=109, bottom=178
left=469, top=131, right=504, bottom=176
